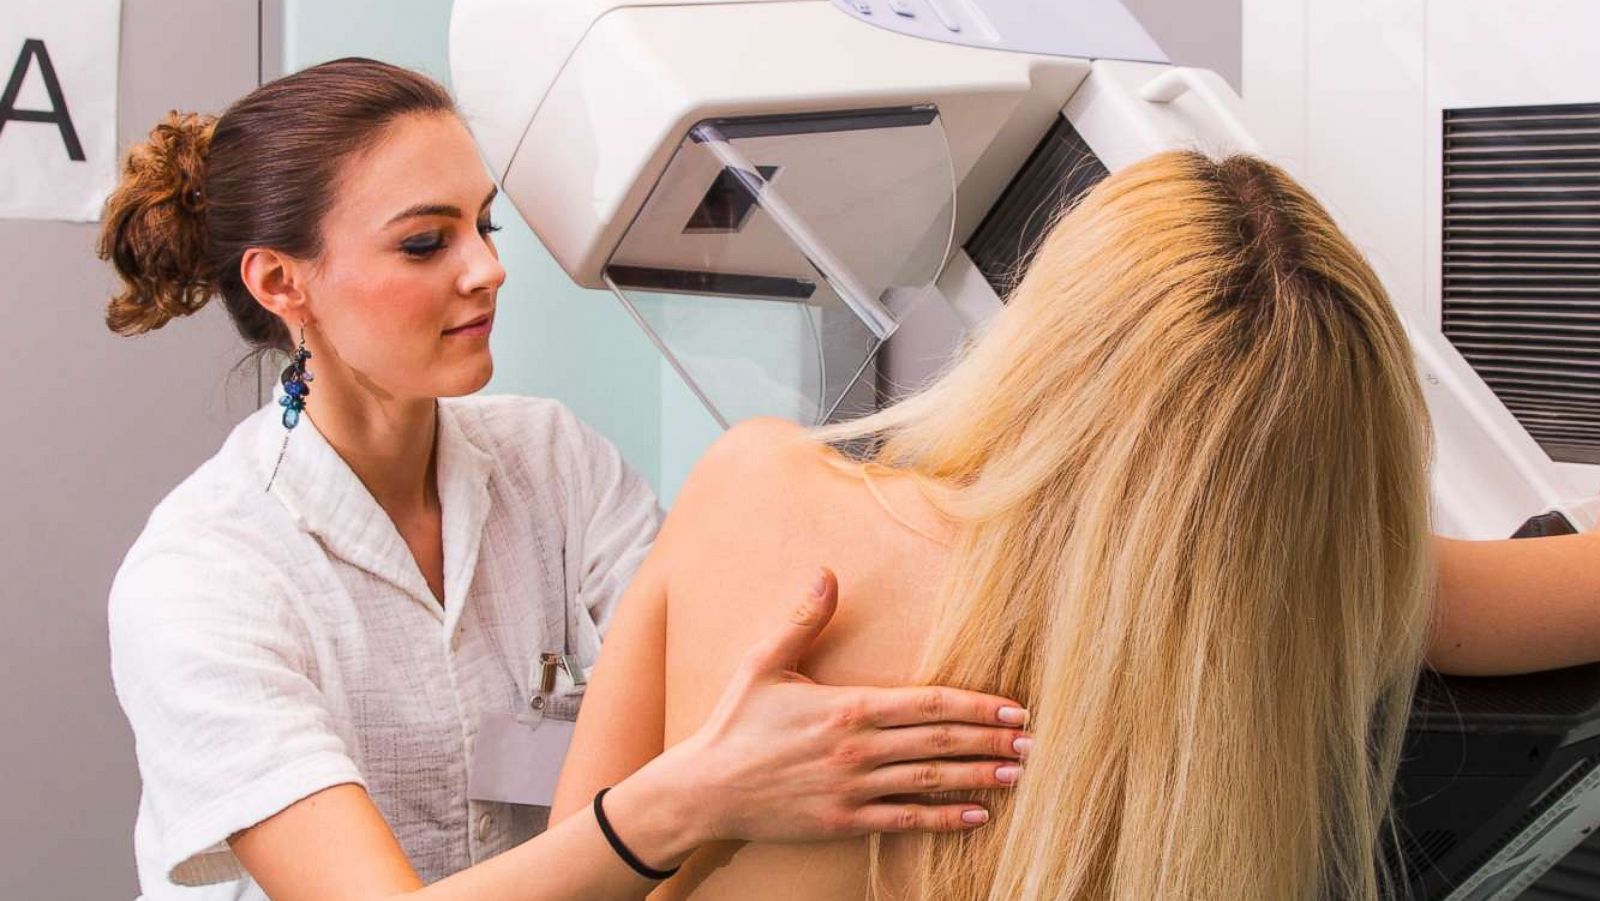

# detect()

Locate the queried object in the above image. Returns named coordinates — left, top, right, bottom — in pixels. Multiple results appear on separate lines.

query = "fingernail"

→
left=961, top=808, right=989, bottom=825
left=1012, top=737, right=1033, bottom=758
left=812, top=569, right=828, bottom=597
left=997, top=706, right=1028, bottom=725
left=996, top=765, right=1021, bottom=784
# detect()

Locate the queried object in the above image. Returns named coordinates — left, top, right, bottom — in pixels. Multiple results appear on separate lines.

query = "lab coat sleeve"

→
left=564, top=411, right=662, bottom=637
left=107, top=544, right=364, bottom=888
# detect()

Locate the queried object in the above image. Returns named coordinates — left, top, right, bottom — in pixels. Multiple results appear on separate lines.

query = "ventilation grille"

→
left=965, top=116, right=1108, bottom=298
left=1442, top=102, right=1600, bottom=464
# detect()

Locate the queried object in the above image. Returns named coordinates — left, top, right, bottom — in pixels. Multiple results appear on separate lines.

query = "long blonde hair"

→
left=820, top=150, right=1433, bottom=900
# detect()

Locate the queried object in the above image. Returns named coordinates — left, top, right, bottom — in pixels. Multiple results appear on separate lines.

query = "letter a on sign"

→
left=1, top=1, right=121, bottom=221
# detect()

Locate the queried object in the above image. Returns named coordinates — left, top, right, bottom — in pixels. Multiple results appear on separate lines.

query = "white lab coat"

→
left=108, top=394, right=661, bottom=900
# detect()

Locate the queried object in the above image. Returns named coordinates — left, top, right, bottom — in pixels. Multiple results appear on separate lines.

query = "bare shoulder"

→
left=690, top=417, right=837, bottom=493
left=657, top=418, right=946, bottom=711
left=657, top=418, right=845, bottom=546
left=709, top=416, right=813, bottom=458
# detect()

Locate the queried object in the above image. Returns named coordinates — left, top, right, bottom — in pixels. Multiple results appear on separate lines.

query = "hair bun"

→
left=99, top=110, right=220, bottom=336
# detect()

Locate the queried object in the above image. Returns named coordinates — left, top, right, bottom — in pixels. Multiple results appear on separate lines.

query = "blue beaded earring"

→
left=265, top=322, right=313, bottom=492
left=279, top=329, right=313, bottom=428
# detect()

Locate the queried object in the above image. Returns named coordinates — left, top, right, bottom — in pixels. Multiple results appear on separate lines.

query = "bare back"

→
left=654, top=421, right=952, bottom=899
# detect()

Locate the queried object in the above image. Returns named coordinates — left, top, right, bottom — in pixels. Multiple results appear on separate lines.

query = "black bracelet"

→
left=593, top=787, right=682, bottom=881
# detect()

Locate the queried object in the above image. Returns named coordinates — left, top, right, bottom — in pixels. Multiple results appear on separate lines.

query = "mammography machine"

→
left=449, top=0, right=1244, bottom=428
left=449, top=1, right=1600, bottom=896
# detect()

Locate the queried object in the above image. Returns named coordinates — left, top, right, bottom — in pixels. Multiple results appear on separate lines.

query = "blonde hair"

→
left=819, top=150, right=1433, bottom=900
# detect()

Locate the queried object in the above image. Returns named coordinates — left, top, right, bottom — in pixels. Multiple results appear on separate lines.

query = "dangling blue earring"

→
left=278, top=325, right=313, bottom=428
left=266, top=322, right=313, bottom=492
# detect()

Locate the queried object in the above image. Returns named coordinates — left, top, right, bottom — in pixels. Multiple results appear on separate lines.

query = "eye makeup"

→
left=400, top=220, right=501, bottom=259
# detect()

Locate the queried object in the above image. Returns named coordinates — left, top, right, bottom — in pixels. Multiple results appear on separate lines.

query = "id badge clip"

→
left=531, top=651, right=587, bottom=717
left=468, top=653, right=587, bottom=807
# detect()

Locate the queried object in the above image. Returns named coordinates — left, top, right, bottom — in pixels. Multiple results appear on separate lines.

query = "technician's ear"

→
left=239, top=247, right=311, bottom=322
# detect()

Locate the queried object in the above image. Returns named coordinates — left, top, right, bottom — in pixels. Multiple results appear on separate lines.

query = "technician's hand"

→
left=633, top=568, right=1029, bottom=848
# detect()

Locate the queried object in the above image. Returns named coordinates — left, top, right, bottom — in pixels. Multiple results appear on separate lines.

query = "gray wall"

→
left=0, top=2, right=262, bottom=898
left=0, top=2, right=1237, bottom=898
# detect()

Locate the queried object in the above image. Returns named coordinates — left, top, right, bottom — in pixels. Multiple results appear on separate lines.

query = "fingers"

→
left=851, top=803, right=993, bottom=834
left=857, top=723, right=1028, bottom=765
left=858, top=685, right=1029, bottom=729
left=865, top=760, right=1022, bottom=797
left=737, top=568, right=839, bottom=679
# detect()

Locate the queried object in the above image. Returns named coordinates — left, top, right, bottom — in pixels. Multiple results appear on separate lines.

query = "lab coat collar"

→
left=259, top=397, right=495, bottom=625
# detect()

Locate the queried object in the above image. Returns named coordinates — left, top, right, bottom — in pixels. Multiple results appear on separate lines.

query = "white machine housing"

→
left=1243, top=0, right=1600, bottom=540
left=448, top=0, right=1244, bottom=283
left=451, top=0, right=1263, bottom=430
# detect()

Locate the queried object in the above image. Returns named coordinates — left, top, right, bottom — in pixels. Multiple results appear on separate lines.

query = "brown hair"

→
left=97, top=57, right=456, bottom=351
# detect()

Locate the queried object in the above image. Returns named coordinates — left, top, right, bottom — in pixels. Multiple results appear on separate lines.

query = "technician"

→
left=102, top=57, right=1027, bottom=901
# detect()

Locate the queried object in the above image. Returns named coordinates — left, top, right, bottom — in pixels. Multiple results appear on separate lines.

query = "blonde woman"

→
left=551, top=150, right=1442, bottom=899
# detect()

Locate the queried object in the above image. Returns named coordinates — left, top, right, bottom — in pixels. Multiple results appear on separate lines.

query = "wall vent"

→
left=1442, top=102, right=1600, bottom=464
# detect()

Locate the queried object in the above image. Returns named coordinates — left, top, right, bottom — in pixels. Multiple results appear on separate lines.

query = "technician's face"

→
left=306, top=111, right=505, bottom=402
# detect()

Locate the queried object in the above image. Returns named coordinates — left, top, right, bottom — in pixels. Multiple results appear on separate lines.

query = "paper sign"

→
left=1, top=0, right=121, bottom=221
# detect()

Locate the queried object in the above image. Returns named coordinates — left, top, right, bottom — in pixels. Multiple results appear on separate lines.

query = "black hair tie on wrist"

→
left=593, top=787, right=682, bottom=881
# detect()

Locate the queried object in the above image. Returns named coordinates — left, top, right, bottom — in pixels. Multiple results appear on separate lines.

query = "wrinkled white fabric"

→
left=109, top=395, right=660, bottom=899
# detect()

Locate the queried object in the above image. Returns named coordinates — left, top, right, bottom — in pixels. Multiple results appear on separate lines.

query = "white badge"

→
left=469, top=652, right=584, bottom=807
left=466, top=709, right=577, bottom=807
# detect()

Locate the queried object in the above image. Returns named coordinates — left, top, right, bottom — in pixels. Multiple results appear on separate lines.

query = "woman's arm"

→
left=1430, top=531, right=1600, bottom=675
left=549, top=524, right=673, bottom=819
left=232, top=570, right=1028, bottom=901
left=228, top=780, right=679, bottom=901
